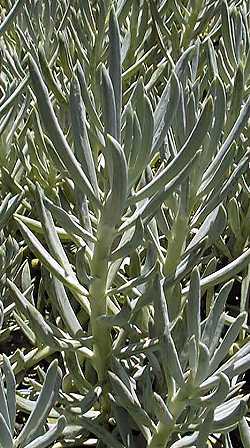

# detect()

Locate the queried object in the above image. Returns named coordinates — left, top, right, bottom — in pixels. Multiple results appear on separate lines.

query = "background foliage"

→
left=0, top=0, right=249, bottom=447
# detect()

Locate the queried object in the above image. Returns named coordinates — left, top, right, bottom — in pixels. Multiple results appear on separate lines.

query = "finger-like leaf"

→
left=213, top=400, right=247, bottom=432
left=164, top=237, right=208, bottom=289
left=28, top=56, right=100, bottom=209
left=80, top=386, right=102, bottom=414
left=102, top=134, right=128, bottom=226
left=44, top=198, right=96, bottom=244
left=36, top=186, right=74, bottom=277
left=182, top=247, right=250, bottom=295
left=123, top=102, right=134, bottom=161
left=110, top=218, right=143, bottom=261
left=70, top=76, right=99, bottom=198
left=64, top=351, right=92, bottom=393
left=221, top=1, right=237, bottom=68
left=129, top=94, right=154, bottom=187
left=0, top=414, right=13, bottom=448
left=200, top=94, right=250, bottom=192
left=25, top=416, right=66, bottom=448
left=121, top=151, right=198, bottom=233
left=116, top=337, right=160, bottom=359
left=76, top=415, right=126, bottom=448
left=50, top=278, right=82, bottom=338
left=205, top=76, right=226, bottom=161
left=192, top=373, right=230, bottom=409
left=0, top=0, right=25, bottom=35
left=0, top=192, right=25, bottom=232
left=109, top=371, right=155, bottom=432
left=239, top=417, right=250, bottom=448
left=15, top=217, right=90, bottom=313
left=187, top=268, right=201, bottom=344
left=76, top=62, right=103, bottom=132
left=169, top=433, right=197, bottom=448
left=109, top=7, right=122, bottom=141
left=0, top=371, right=11, bottom=433
left=202, top=280, right=234, bottom=350
left=38, top=44, right=67, bottom=106
left=196, top=409, right=214, bottom=448
left=152, top=271, right=169, bottom=336
left=102, top=65, right=117, bottom=140
left=228, top=197, right=241, bottom=238
left=26, top=303, right=93, bottom=354
left=188, top=205, right=227, bottom=251
left=2, top=356, right=16, bottom=436
left=194, top=342, right=210, bottom=385
left=206, top=38, right=218, bottom=77
left=209, top=312, right=247, bottom=374
left=224, top=63, right=244, bottom=135
left=152, top=72, right=180, bottom=153
left=131, top=96, right=213, bottom=203
left=112, top=405, right=135, bottom=448
left=152, top=273, right=184, bottom=384
left=16, top=360, right=62, bottom=446
left=152, top=392, right=173, bottom=425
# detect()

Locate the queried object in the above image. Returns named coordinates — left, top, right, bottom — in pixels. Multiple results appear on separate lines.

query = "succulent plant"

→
left=0, top=0, right=249, bottom=447
left=0, top=356, right=65, bottom=448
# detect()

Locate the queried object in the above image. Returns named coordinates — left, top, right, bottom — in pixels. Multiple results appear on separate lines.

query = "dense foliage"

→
left=0, top=0, right=249, bottom=447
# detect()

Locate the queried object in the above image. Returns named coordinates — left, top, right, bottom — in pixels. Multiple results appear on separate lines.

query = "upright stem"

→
left=148, top=387, right=189, bottom=448
left=163, top=211, right=188, bottom=277
left=89, top=220, right=115, bottom=384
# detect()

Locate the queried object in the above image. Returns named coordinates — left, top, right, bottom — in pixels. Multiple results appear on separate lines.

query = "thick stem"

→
left=148, top=391, right=188, bottom=448
left=89, top=221, right=115, bottom=384
left=163, top=211, right=188, bottom=277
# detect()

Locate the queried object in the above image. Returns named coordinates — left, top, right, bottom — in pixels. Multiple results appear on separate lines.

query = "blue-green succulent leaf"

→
left=213, top=399, right=247, bottom=432
left=188, top=205, right=227, bottom=250
left=28, top=55, right=101, bottom=209
left=187, top=267, right=201, bottom=344
left=2, top=356, right=16, bottom=436
left=0, top=414, right=13, bottom=448
left=0, top=0, right=26, bottom=35
left=196, top=409, right=214, bottom=448
left=102, top=65, right=117, bottom=140
left=24, top=416, right=66, bottom=448
left=209, top=312, right=247, bottom=375
left=16, top=360, right=62, bottom=446
left=109, top=7, right=122, bottom=141
left=102, top=134, right=128, bottom=226
left=202, top=280, right=234, bottom=350
left=239, top=417, right=250, bottom=448
left=70, top=76, right=99, bottom=199
left=153, top=72, right=180, bottom=154
left=14, top=218, right=90, bottom=312
left=131, top=96, right=213, bottom=203
left=194, top=342, right=210, bottom=385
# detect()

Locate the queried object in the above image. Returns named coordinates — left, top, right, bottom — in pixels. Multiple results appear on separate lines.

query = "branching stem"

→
left=89, top=220, right=115, bottom=385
